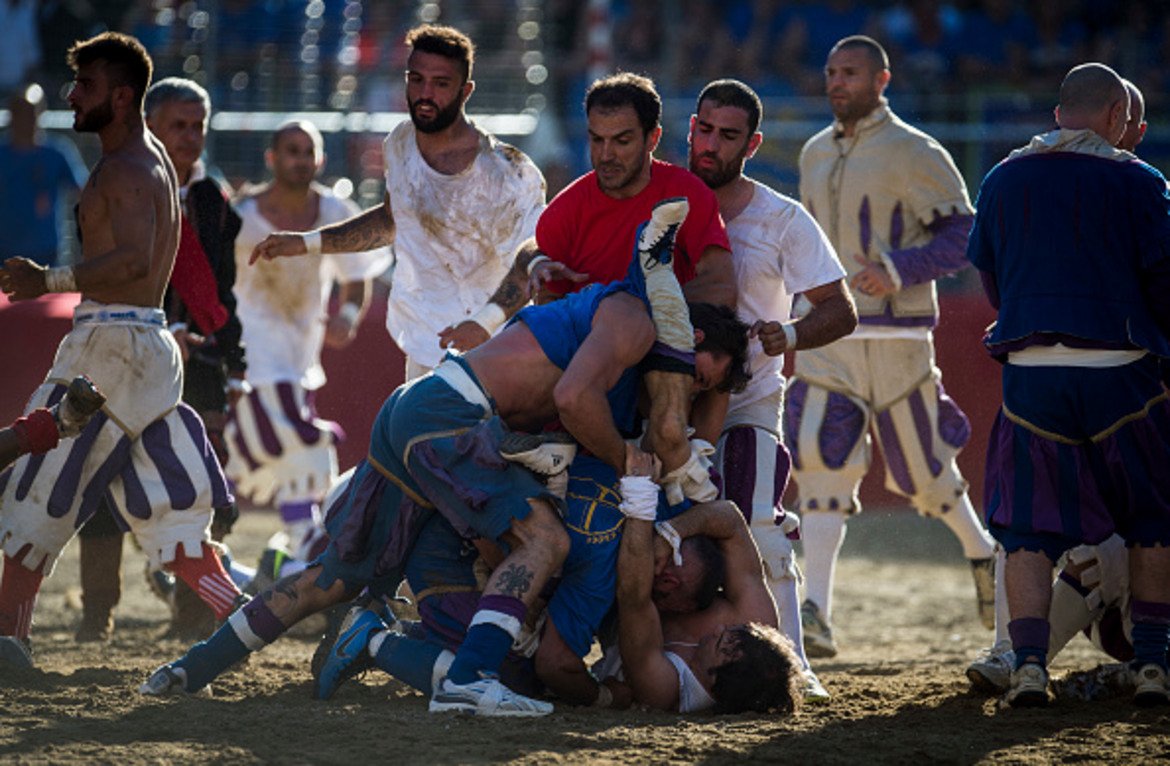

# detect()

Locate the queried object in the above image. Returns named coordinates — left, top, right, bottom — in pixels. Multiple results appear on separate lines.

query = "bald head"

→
left=1119, top=78, right=1147, bottom=152
left=1055, top=63, right=1129, bottom=145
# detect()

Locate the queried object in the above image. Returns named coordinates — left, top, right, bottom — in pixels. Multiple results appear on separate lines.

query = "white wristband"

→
left=167, top=322, right=188, bottom=335
left=654, top=520, right=683, bottom=566
left=45, top=266, right=77, bottom=293
left=526, top=254, right=550, bottom=276
left=302, top=230, right=322, bottom=256
left=618, top=475, right=659, bottom=521
left=227, top=377, right=252, bottom=395
left=469, top=302, right=507, bottom=335
left=781, top=322, right=798, bottom=350
left=337, top=302, right=361, bottom=327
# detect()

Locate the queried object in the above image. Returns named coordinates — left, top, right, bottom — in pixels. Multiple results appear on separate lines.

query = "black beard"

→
left=409, top=95, right=463, bottom=134
left=689, top=153, right=742, bottom=190
left=74, top=98, right=114, bottom=133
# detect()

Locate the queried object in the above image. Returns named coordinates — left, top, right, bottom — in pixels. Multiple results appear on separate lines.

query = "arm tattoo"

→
left=495, top=563, right=535, bottom=599
left=322, top=205, right=394, bottom=252
left=262, top=573, right=302, bottom=605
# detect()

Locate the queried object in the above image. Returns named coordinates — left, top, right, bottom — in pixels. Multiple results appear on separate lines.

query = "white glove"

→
left=1067, top=534, right=1128, bottom=611
left=619, top=475, right=659, bottom=520
left=660, top=439, right=718, bottom=505
left=655, top=520, right=683, bottom=566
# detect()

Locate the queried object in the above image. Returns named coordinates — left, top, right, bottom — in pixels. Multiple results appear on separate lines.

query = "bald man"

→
left=967, top=62, right=1170, bottom=708
left=1119, top=78, right=1147, bottom=153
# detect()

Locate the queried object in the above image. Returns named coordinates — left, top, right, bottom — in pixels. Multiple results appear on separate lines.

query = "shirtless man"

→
left=0, top=32, right=243, bottom=670
left=610, top=473, right=801, bottom=714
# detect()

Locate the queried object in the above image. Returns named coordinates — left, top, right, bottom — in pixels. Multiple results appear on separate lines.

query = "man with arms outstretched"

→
left=0, top=32, right=243, bottom=670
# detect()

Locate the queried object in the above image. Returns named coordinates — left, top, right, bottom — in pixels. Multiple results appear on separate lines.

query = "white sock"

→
left=801, top=511, right=847, bottom=620
left=770, top=574, right=810, bottom=672
left=993, top=545, right=1010, bottom=645
left=1048, top=575, right=1096, bottom=658
left=368, top=629, right=388, bottom=657
left=939, top=493, right=995, bottom=559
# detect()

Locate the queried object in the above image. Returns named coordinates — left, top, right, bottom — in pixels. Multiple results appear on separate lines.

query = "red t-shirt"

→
left=535, top=159, right=730, bottom=295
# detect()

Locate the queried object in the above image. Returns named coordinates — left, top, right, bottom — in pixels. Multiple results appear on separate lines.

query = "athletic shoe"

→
left=1132, top=663, right=1170, bottom=707
left=803, top=669, right=831, bottom=704
left=429, top=673, right=554, bottom=717
left=637, top=197, right=689, bottom=270
left=966, top=640, right=1014, bottom=695
left=245, top=546, right=292, bottom=596
left=800, top=599, right=838, bottom=658
left=0, top=636, right=34, bottom=670
left=1005, top=663, right=1049, bottom=708
left=54, top=375, right=106, bottom=437
left=969, top=557, right=996, bottom=631
left=312, top=606, right=385, bottom=700
left=499, top=430, right=577, bottom=476
left=139, top=664, right=209, bottom=697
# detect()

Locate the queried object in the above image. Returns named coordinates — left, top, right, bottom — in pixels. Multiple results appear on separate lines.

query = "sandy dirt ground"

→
left=2, top=509, right=1168, bottom=765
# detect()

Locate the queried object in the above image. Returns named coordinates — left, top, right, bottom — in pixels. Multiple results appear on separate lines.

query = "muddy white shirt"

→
left=382, top=119, right=546, bottom=368
left=727, top=179, right=846, bottom=413
left=234, top=189, right=391, bottom=389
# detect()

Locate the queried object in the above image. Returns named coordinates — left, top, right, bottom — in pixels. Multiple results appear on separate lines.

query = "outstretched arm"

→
left=617, top=513, right=680, bottom=711
left=249, top=192, right=396, bottom=264
left=437, top=238, right=543, bottom=351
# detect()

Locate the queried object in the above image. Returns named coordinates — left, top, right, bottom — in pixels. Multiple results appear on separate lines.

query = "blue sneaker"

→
left=312, top=606, right=386, bottom=700
left=636, top=197, right=688, bottom=270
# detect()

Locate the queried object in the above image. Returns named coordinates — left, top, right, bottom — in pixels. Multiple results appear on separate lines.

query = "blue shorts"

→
left=387, top=357, right=561, bottom=546
left=985, top=356, right=1170, bottom=559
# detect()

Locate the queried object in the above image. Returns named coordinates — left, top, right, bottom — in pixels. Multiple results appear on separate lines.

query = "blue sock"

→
left=447, top=623, right=513, bottom=685
left=374, top=633, right=444, bottom=694
left=1008, top=617, right=1050, bottom=670
left=175, top=622, right=251, bottom=691
left=1131, top=600, right=1170, bottom=671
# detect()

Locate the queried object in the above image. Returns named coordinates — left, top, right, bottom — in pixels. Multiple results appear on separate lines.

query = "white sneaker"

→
left=803, top=669, right=831, bottom=704
left=499, top=431, right=576, bottom=477
left=1132, top=663, right=1170, bottom=707
left=800, top=599, right=838, bottom=659
left=637, top=197, right=689, bottom=270
left=1005, top=663, right=1049, bottom=708
left=966, top=640, right=1014, bottom=695
left=139, top=664, right=210, bottom=697
left=429, top=674, right=553, bottom=717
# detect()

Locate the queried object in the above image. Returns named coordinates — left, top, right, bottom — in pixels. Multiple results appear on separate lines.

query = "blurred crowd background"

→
left=3, top=0, right=1168, bottom=272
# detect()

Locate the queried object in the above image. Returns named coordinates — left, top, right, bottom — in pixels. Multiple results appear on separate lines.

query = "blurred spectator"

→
left=0, top=84, right=87, bottom=267
left=1030, top=2, right=1088, bottom=85
left=0, top=0, right=41, bottom=96
left=879, top=0, right=964, bottom=95
left=956, top=0, right=1036, bottom=89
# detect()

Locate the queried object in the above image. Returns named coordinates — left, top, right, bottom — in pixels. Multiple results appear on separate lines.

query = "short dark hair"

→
left=688, top=535, right=726, bottom=611
left=67, top=32, right=153, bottom=106
left=585, top=73, right=661, bottom=136
left=689, top=303, right=751, bottom=395
left=711, top=623, right=802, bottom=715
left=830, top=35, right=889, bottom=72
left=696, top=79, right=763, bottom=135
left=406, top=24, right=476, bottom=81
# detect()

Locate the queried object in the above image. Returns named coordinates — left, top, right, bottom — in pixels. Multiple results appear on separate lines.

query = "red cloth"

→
left=0, top=550, right=45, bottom=640
left=11, top=409, right=58, bottom=454
left=535, top=159, right=730, bottom=295
left=167, top=542, right=241, bottom=620
left=171, top=216, right=229, bottom=336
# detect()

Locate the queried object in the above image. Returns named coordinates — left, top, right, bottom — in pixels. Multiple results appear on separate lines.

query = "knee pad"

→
left=784, top=380, right=869, bottom=514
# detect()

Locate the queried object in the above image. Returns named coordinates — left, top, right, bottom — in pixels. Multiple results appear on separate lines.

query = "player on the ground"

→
left=790, top=35, right=997, bottom=658
left=967, top=62, right=1170, bottom=708
left=0, top=32, right=243, bottom=670
left=686, top=78, right=856, bottom=701
left=140, top=211, right=747, bottom=716
left=250, top=24, right=545, bottom=381
left=225, top=120, right=389, bottom=560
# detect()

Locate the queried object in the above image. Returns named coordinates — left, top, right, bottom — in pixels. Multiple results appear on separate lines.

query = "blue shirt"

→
left=0, top=138, right=86, bottom=265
